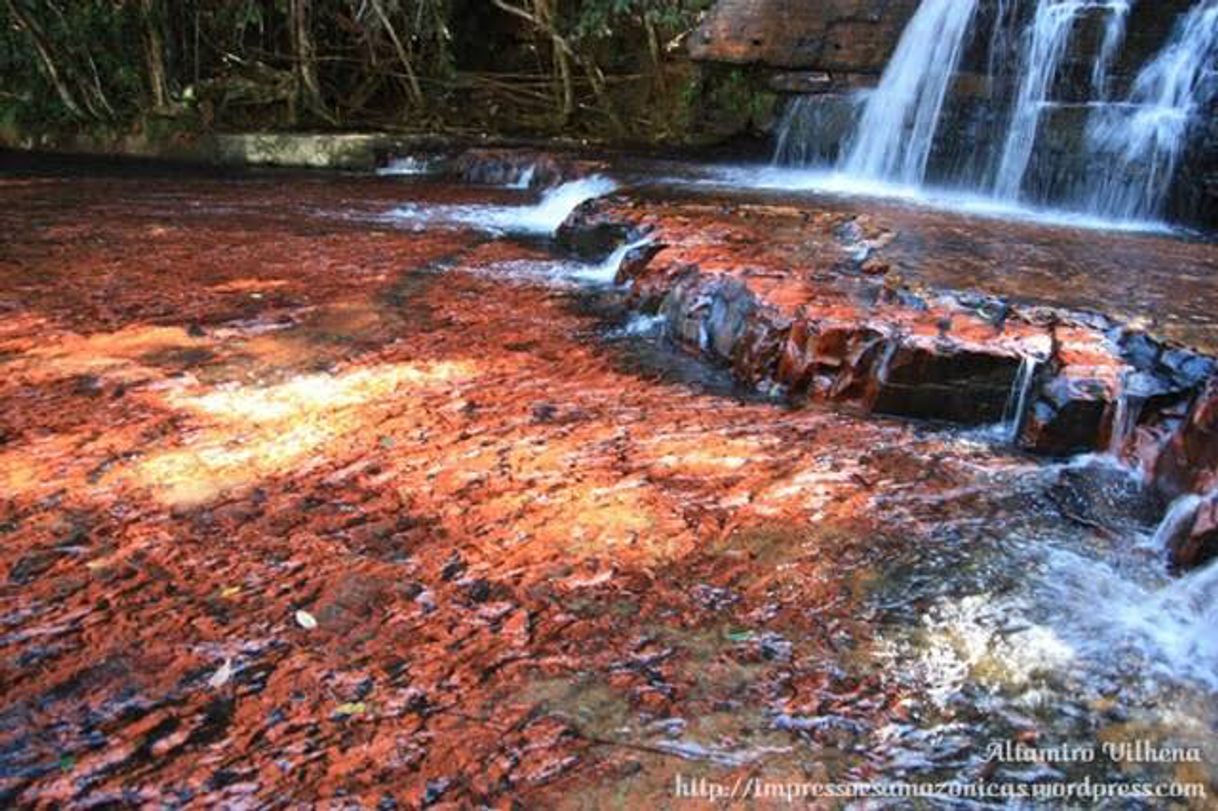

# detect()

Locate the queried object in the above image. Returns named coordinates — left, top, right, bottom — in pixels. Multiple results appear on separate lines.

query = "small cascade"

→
left=839, top=0, right=981, bottom=185
left=377, top=156, right=435, bottom=176
left=1107, top=371, right=1149, bottom=456
left=1149, top=493, right=1204, bottom=551
left=386, top=175, right=618, bottom=236
left=1083, top=0, right=1218, bottom=220
left=874, top=338, right=902, bottom=384
left=506, top=164, right=537, bottom=190
left=572, top=237, right=653, bottom=284
left=773, top=96, right=853, bottom=168
left=1003, top=355, right=1040, bottom=443
left=1043, top=546, right=1218, bottom=689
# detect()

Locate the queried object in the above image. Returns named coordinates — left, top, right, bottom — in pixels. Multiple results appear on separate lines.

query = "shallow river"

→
left=0, top=155, right=1214, bottom=806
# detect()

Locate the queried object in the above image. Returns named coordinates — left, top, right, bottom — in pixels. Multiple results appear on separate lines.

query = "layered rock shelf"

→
left=557, top=188, right=1218, bottom=567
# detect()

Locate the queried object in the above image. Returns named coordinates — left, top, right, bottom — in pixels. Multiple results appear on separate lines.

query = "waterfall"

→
left=1082, top=0, right=1218, bottom=220
left=1106, top=389, right=1144, bottom=455
left=1003, top=355, right=1040, bottom=443
left=839, top=0, right=980, bottom=185
left=1092, top=1, right=1133, bottom=96
left=773, top=96, right=853, bottom=168
left=993, top=0, right=1121, bottom=200
left=874, top=338, right=903, bottom=384
left=767, top=0, right=1217, bottom=226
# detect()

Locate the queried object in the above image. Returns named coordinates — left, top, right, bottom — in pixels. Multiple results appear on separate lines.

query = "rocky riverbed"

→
left=1, top=151, right=1215, bottom=806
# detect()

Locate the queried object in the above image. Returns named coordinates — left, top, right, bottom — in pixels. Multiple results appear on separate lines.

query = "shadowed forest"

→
left=0, top=1, right=777, bottom=142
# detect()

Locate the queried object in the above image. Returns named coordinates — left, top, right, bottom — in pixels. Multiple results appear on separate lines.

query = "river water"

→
left=0, top=155, right=1214, bottom=805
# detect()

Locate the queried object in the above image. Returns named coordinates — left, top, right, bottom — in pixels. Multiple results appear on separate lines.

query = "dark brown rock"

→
left=556, top=200, right=638, bottom=258
left=449, top=149, right=568, bottom=190
left=865, top=337, right=1021, bottom=425
left=1021, top=374, right=1112, bottom=457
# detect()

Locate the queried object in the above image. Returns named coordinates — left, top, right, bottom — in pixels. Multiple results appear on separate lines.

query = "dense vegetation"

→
left=0, top=0, right=772, bottom=143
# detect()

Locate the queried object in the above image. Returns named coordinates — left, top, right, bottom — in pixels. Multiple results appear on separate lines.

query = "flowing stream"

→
left=1, top=154, right=1216, bottom=803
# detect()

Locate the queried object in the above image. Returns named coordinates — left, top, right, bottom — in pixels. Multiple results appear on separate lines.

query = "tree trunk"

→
left=288, top=0, right=331, bottom=122
left=139, top=0, right=171, bottom=112
left=368, top=0, right=425, bottom=111
left=3, top=0, right=86, bottom=119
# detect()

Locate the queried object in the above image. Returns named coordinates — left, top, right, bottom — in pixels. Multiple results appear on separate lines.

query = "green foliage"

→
left=0, top=0, right=727, bottom=142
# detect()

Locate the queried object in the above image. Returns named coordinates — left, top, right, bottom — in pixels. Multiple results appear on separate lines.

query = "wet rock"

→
left=1153, top=376, right=1218, bottom=497
left=731, top=306, right=790, bottom=386
left=1021, top=373, right=1112, bottom=456
left=449, top=149, right=570, bottom=190
left=615, top=242, right=665, bottom=285
left=1050, top=464, right=1166, bottom=535
left=1169, top=493, right=1218, bottom=571
left=704, top=279, right=757, bottom=361
left=556, top=201, right=638, bottom=258
left=689, top=0, right=922, bottom=74
left=777, top=319, right=885, bottom=400
left=866, top=337, right=1021, bottom=425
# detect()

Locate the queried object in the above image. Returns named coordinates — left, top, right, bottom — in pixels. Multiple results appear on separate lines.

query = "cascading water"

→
left=1092, top=1, right=1132, bottom=96
left=1083, top=0, right=1218, bottom=220
left=1149, top=493, right=1204, bottom=551
left=770, top=0, right=1217, bottom=227
left=385, top=175, right=618, bottom=236
left=993, top=0, right=1128, bottom=200
left=572, top=237, right=653, bottom=284
left=839, top=0, right=980, bottom=185
left=1003, top=355, right=1040, bottom=443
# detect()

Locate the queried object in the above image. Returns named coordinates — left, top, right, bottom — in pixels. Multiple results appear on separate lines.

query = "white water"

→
left=770, top=0, right=1214, bottom=227
left=993, top=0, right=1127, bottom=200
left=840, top=0, right=980, bottom=185
left=1084, top=0, right=1218, bottom=220
left=1092, top=1, right=1133, bottom=96
left=1149, top=493, right=1204, bottom=551
left=571, top=237, right=653, bottom=284
left=507, top=164, right=537, bottom=190
left=666, top=165, right=1172, bottom=233
left=1040, top=547, right=1218, bottom=690
left=386, top=175, right=618, bottom=236
left=1003, top=355, right=1040, bottom=443
left=376, top=156, right=435, bottom=176
left=1107, top=370, right=1154, bottom=456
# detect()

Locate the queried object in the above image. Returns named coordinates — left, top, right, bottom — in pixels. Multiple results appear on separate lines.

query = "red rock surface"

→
left=2, top=162, right=1216, bottom=805
left=1, top=170, right=1042, bottom=805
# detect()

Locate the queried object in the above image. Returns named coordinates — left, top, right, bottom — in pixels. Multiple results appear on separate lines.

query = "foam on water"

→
left=663, top=165, right=1175, bottom=234
left=1037, top=547, right=1218, bottom=690
left=376, top=156, right=435, bottom=176
left=386, top=175, right=618, bottom=236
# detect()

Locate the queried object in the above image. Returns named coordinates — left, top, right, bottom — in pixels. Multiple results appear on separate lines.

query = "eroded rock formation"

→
left=559, top=188, right=1218, bottom=561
